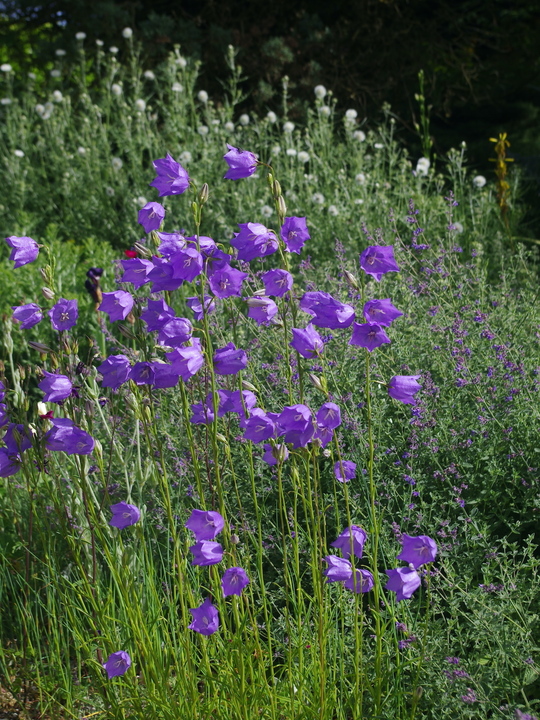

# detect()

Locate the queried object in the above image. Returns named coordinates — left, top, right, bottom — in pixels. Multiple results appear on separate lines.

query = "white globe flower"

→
left=318, top=105, right=331, bottom=117
left=52, top=90, right=63, bottom=102
left=75, top=32, right=86, bottom=41
left=50, top=69, right=61, bottom=78
left=28, top=72, right=36, bottom=80
left=35, top=103, right=45, bottom=115
left=197, top=125, right=209, bottom=136
left=354, top=198, right=365, bottom=205
left=453, top=222, right=464, bottom=233
left=345, top=109, right=358, bottom=120
left=55, top=49, right=66, bottom=57
left=297, top=151, right=310, bottom=163
left=374, top=142, right=384, bottom=149
left=96, top=39, right=104, bottom=47
left=14, top=149, right=25, bottom=158
left=266, top=110, right=277, bottom=123
left=328, top=205, right=339, bottom=216
left=136, top=195, right=148, bottom=206
left=106, top=186, right=115, bottom=196
left=355, top=172, right=367, bottom=185
left=134, top=99, right=146, bottom=112
left=239, top=113, right=250, bottom=126
left=473, top=175, right=487, bottom=188
left=415, top=157, right=430, bottom=176
left=1, top=98, right=12, bottom=105
left=286, top=148, right=297, bottom=157
left=261, top=205, right=273, bottom=218
left=283, top=121, right=295, bottom=133
left=311, top=192, right=325, bottom=204
left=111, top=83, right=122, bottom=96
left=314, top=84, right=327, bottom=99
left=122, top=27, right=133, bottom=39
left=111, top=157, right=123, bottom=170
left=77, top=146, right=86, bottom=155
left=175, top=56, right=187, bottom=69
left=172, top=82, right=183, bottom=93
left=1, top=64, right=12, bottom=73
left=109, top=46, right=119, bottom=54
left=271, top=145, right=281, bottom=155
left=197, top=90, right=209, bottom=103
left=179, top=150, right=192, bottom=164
left=224, top=121, right=234, bottom=132
left=353, top=130, right=366, bottom=142
left=143, top=70, right=155, bottom=80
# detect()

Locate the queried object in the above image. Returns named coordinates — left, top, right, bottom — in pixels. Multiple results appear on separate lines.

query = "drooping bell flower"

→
left=223, top=144, right=258, bottom=180
left=213, top=343, right=248, bottom=376
left=349, top=322, right=391, bottom=352
left=281, top=217, right=310, bottom=254
left=290, top=324, right=324, bottom=358
left=157, top=317, right=193, bottom=348
left=185, top=509, right=225, bottom=541
left=189, top=541, right=224, bottom=566
left=149, top=153, right=189, bottom=196
left=5, top=235, right=39, bottom=268
left=384, top=567, right=421, bottom=601
left=299, top=292, right=355, bottom=329
left=44, top=418, right=95, bottom=455
left=323, top=555, right=352, bottom=583
left=109, top=502, right=141, bottom=529
left=388, top=375, right=421, bottom=405
left=330, top=525, right=367, bottom=559
left=230, top=223, right=278, bottom=262
left=38, top=371, right=72, bottom=403
left=247, top=296, right=279, bottom=325
left=166, top=346, right=205, bottom=382
left=189, top=597, right=219, bottom=635
left=99, top=291, right=134, bottom=322
left=12, top=303, right=43, bottom=329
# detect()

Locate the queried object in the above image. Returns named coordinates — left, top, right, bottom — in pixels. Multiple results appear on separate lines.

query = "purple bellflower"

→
left=277, top=404, right=314, bottom=448
left=38, top=371, right=72, bottom=403
left=5, top=235, right=39, bottom=268
left=49, top=298, right=78, bottom=332
left=262, top=442, right=289, bottom=466
left=221, top=567, right=250, bottom=597
left=208, top=265, right=248, bottom=299
left=330, top=525, right=367, bottom=559
left=247, top=297, right=278, bottom=325
left=213, top=343, right=248, bottom=375
left=397, top=534, right=438, bottom=568
left=334, top=460, right=356, bottom=483
left=290, top=324, right=324, bottom=358
left=166, top=346, right=205, bottom=382
left=281, top=217, right=310, bottom=254
left=0, top=448, right=21, bottom=477
left=141, top=298, right=175, bottom=332
left=44, top=418, right=94, bottom=455
left=187, top=295, right=216, bottom=321
left=152, top=363, right=180, bottom=388
left=185, top=509, right=225, bottom=541
left=157, top=231, right=186, bottom=256
left=388, top=375, right=421, bottom=405
left=148, top=257, right=183, bottom=293
left=217, top=389, right=257, bottom=417
left=385, top=567, right=421, bottom=601
left=190, top=541, right=224, bottom=566
left=149, top=154, right=189, bottom=196
left=109, top=502, right=141, bottom=529
left=344, top=569, right=374, bottom=593
left=157, top=317, right=193, bottom=348
left=103, top=651, right=131, bottom=679
left=230, top=223, right=278, bottom=262
left=223, top=144, right=258, bottom=180
left=323, top=555, right=353, bottom=583
left=4, top=423, right=32, bottom=454
left=363, top=298, right=403, bottom=326
left=189, top=401, right=215, bottom=425
left=170, top=247, right=204, bottom=283
left=120, top=258, right=153, bottom=288
left=0, top=404, right=8, bottom=428
left=12, top=303, right=42, bottom=329
left=360, top=245, right=400, bottom=281
left=99, top=291, right=134, bottom=322
left=138, top=202, right=165, bottom=233
left=189, top=597, right=219, bottom=636
left=243, top=409, right=276, bottom=443
left=130, top=362, right=155, bottom=386
left=316, top=402, right=341, bottom=430
left=349, top=322, right=391, bottom=352
left=262, top=268, right=293, bottom=297
left=98, top=355, right=132, bottom=390
left=299, top=292, right=355, bottom=329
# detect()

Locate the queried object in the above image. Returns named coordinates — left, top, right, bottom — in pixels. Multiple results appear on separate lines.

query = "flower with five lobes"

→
left=109, top=502, right=141, bottom=529
left=185, top=509, right=225, bottom=541
left=230, top=223, right=279, bottom=262
left=360, top=245, right=400, bottom=281
left=213, top=343, right=248, bottom=375
left=5, top=236, right=39, bottom=268
left=334, top=460, right=356, bottom=483
left=299, top=292, right=355, bottom=329
left=345, top=569, right=374, bottom=593
left=189, top=597, right=219, bottom=635
left=103, top=651, right=131, bottom=679
left=384, top=567, right=421, bottom=601
left=262, top=268, right=293, bottom=297
left=388, top=375, right=421, bottom=405
left=190, top=541, right=224, bottom=566
left=221, top=567, right=250, bottom=597
left=330, top=525, right=367, bottom=559
left=281, top=216, right=310, bottom=254
left=49, top=298, right=78, bottom=332
left=138, top=201, right=165, bottom=233
left=247, top=296, right=278, bottom=325
left=349, top=322, right=391, bottom=352
left=323, top=555, right=352, bottom=583
left=277, top=404, right=314, bottom=448
left=363, top=298, right=403, bottom=326
left=12, top=303, right=43, bottom=329
left=98, top=355, right=132, bottom=390
left=99, top=291, right=134, bottom=322
left=149, top=154, right=190, bottom=196
left=44, top=418, right=94, bottom=455
left=242, top=408, right=276, bottom=443
left=397, top=534, right=438, bottom=568
left=223, top=144, right=258, bottom=180
left=208, top=265, right=248, bottom=299
left=166, top=345, right=205, bottom=382
left=38, top=371, right=72, bottom=403
left=290, top=324, right=324, bottom=358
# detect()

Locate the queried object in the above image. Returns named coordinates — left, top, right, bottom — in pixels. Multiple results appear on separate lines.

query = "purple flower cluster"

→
left=384, top=534, right=437, bottom=601
left=323, top=525, right=373, bottom=593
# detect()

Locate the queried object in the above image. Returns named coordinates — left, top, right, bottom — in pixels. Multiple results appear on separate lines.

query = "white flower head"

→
left=197, top=90, right=209, bottom=103
left=353, top=130, right=366, bottom=142
left=14, top=149, right=25, bottom=158
left=50, top=69, right=61, bottom=78
left=134, top=99, right=146, bottom=112
left=453, top=221, right=464, bottom=233
left=261, top=205, right=273, bottom=218
left=35, top=103, right=45, bottom=115
left=354, top=198, right=365, bottom=205
left=345, top=109, right=358, bottom=121
left=239, top=113, right=250, bottom=126
left=111, top=157, right=123, bottom=170
left=55, top=49, right=66, bottom=57
left=179, top=150, right=192, bottom=164
left=122, top=27, right=133, bottom=39
left=136, top=195, right=148, bottom=206
left=143, top=70, right=155, bottom=80
left=109, top=46, right=119, bottom=54
left=52, top=90, right=63, bottom=102
left=96, top=39, right=104, bottom=47
left=111, top=83, right=122, bottom=96
left=28, top=72, right=36, bottom=80
left=355, top=172, right=367, bottom=185
left=312, top=192, right=325, bottom=204
left=224, top=121, right=234, bottom=132
left=286, top=148, right=297, bottom=157
left=314, top=84, right=327, bottom=99
left=374, top=142, right=384, bottom=149
left=328, top=204, right=339, bottom=216
left=106, top=186, right=115, bottom=196
left=1, top=97, right=12, bottom=105
left=318, top=105, right=331, bottom=117
left=172, top=82, right=183, bottom=93
left=175, top=56, right=187, bottom=68
left=266, top=110, right=277, bottom=123
left=297, top=151, right=310, bottom=163
left=197, top=125, right=209, bottom=136
left=271, top=145, right=281, bottom=156
left=473, top=175, right=487, bottom=188
left=1, top=63, right=12, bottom=73
left=77, top=146, right=86, bottom=155
left=415, top=157, right=430, bottom=176
left=75, top=32, right=86, bottom=41
left=283, top=121, right=295, bottom=133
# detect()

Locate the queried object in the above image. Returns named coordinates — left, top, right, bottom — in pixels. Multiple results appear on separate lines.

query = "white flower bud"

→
left=197, top=90, right=209, bottom=103
left=122, top=27, right=133, bottom=38
left=314, top=84, right=327, bottom=99
left=75, top=32, right=86, bottom=40
left=266, top=110, right=277, bottom=123
left=473, top=175, right=486, bottom=188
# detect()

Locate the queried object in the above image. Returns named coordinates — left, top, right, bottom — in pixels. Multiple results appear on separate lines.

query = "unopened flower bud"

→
left=42, top=286, right=55, bottom=300
left=40, top=267, right=48, bottom=282
left=412, top=686, right=423, bottom=702
left=309, top=374, right=326, bottom=393
left=199, top=183, right=209, bottom=205
left=242, top=380, right=257, bottom=392
left=117, top=324, right=136, bottom=339
left=230, top=533, right=240, bottom=545
left=215, top=433, right=227, bottom=443
left=277, top=196, right=287, bottom=217
left=28, top=341, right=55, bottom=354
left=253, top=288, right=267, bottom=297
left=322, top=448, right=331, bottom=458
left=343, top=270, right=359, bottom=290
left=272, top=179, right=282, bottom=197
left=133, top=241, right=152, bottom=258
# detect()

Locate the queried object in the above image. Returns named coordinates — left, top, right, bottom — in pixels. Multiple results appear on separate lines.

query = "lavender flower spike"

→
left=5, top=235, right=39, bottom=268
left=103, top=651, right=131, bottom=679
left=397, top=534, right=438, bottom=568
left=223, top=144, right=258, bottom=180
left=109, top=502, right=141, bottom=529
left=189, top=597, right=219, bottom=635
left=185, top=509, right=224, bottom=541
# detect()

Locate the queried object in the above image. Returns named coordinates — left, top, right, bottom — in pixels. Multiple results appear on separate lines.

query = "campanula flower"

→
left=230, top=223, right=278, bottom=262
left=157, top=317, right=193, bottom=348
left=344, top=569, right=374, bottom=593
left=290, top=324, right=324, bottom=358
left=185, top=509, right=225, bottom=541
left=299, top=292, right=355, bottom=329
left=330, top=525, right=367, bottom=559
left=334, top=460, right=356, bottom=483
left=397, top=534, right=438, bottom=568
left=388, top=375, right=421, bottom=405
left=360, top=245, right=400, bottom=281
left=223, top=144, right=258, bottom=180
left=186, top=295, right=216, bottom=321
left=190, top=541, right=224, bottom=566
left=0, top=448, right=21, bottom=477
left=152, top=363, right=180, bottom=388
left=98, top=355, right=131, bottom=390
left=281, top=217, right=310, bottom=254
left=141, top=298, right=175, bottom=332
left=166, top=346, right=205, bottom=381
left=120, top=258, right=153, bottom=288
left=213, top=343, right=248, bottom=375
left=157, top=231, right=186, bottom=257
left=130, top=362, right=155, bottom=386
left=49, top=298, right=78, bottom=331
left=262, top=268, right=293, bottom=297
left=221, top=567, right=250, bottom=596
left=323, top=555, right=353, bottom=583
left=349, top=322, right=391, bottom=352
left=170, top=247, right=203, bottom=283
left=384, top=567, right=421, bottom=601
left=109, top=502, right=141, bottom=529
left=242, top=409, right=276, bottom=443
left=138, top=202, right=165, bottom=233
left=277, top=404, right=314, bottom=448
left=99, top=291, right=134, bottom=322
left=44, top=418, right=95, bottom=455
left=148, top=257, right=184, bottom=292
left=247, top=297, right=278, bottom=325
left=363, top=298, right=403, bottom=326
left=208, top=265, right=248, bottom=299
left=316, top=402, right=341, bottom=430
left=217, top=389, right=257, bottom=417
left=262, top=442, right=289, bottom=466
left=103, top=651, right=131, bottom=679
left=189, top=401, right=215, bottom=425
left=12, top=303, right=43, bottom=329
left=189, top=597, right=219, bottom=635
left=5, top=235, right=39, bottom=268
left=38, top=371, right=72, bottom=403
left=4, top=423, right=33, bottom=454
left=149, top=154, right=189, bottom=196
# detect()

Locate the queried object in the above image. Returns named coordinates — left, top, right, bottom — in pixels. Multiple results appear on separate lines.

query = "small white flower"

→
left=224, top=121, right=234, bottom=132
left=111, top=83, right=122, bottom=96
left=35, top=103, right=45, bottom=115
left=283, top=121, right=295, bottom=133
left=109, top=46, right=119, bottom=54
left=374, top=142, right=384, bottom=149
left=286, top=148, right=297, bottom=157
left=134, top=99, right=146, bottom=112
left=28, top=72, right=36, bottom=80
left=75, top=32, right=86, bottom=41
left=271, top=145, right=281, bottom=155
left=239, top=113, right=250, bottom=126
left=197, top=125, right=209, bottom=136
left=111, top=157, right=123, bottom=170
left=55, top=49, right=66, bottom=57
left=297, top=151, right=310, bottom=163
left=50, top=69, right=61, bottom=78
left=14, top=149, right=25, bottom=158
left=175, top=56, right=187, bottom=68
left=261, top=205, right=273, bottom=218
left=179, top=150, right=192, bottom=164
left=415, top=157, right=430, bottom=176
left=106, top=186, right=115, bottom=196
left=52, top=90, right=63, bottom=102
left=345, top=109, right=357, bottom=121
left=453, top=222, right=464, bottom=233
left=352, top=130, right=366, bottom=142
left=143, top=70, right=155, bottom=80
left=314, top=84, right=327, bottom=99
left=77, top=146, right=86, bottom=155
left=318, top=105, right=331, bottom=117
left=136, top=195, right=148, bottom=206
left=212, top=119, right=220, bottom=126
left=1, top=63, right=12, bottom=73
left=266, top=111, right=277, bottom=123
left=328, top=205, right=339, bottom=216
left=197, top=90, right=209, bottom=103
left=312, top=192, right=325, bottom=204
left=122, top=27, right=133, bottom=39
left=96, top=39, right=104, bottom=47
left=354, top=198, right=364, bottom=205
left=172, top=82, right=183, bottom=93
left=355, top=172, right=367, bottom=185
left=1, top=98, right=12, bottom=105
left=473, top=175, right=487, bottom=188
